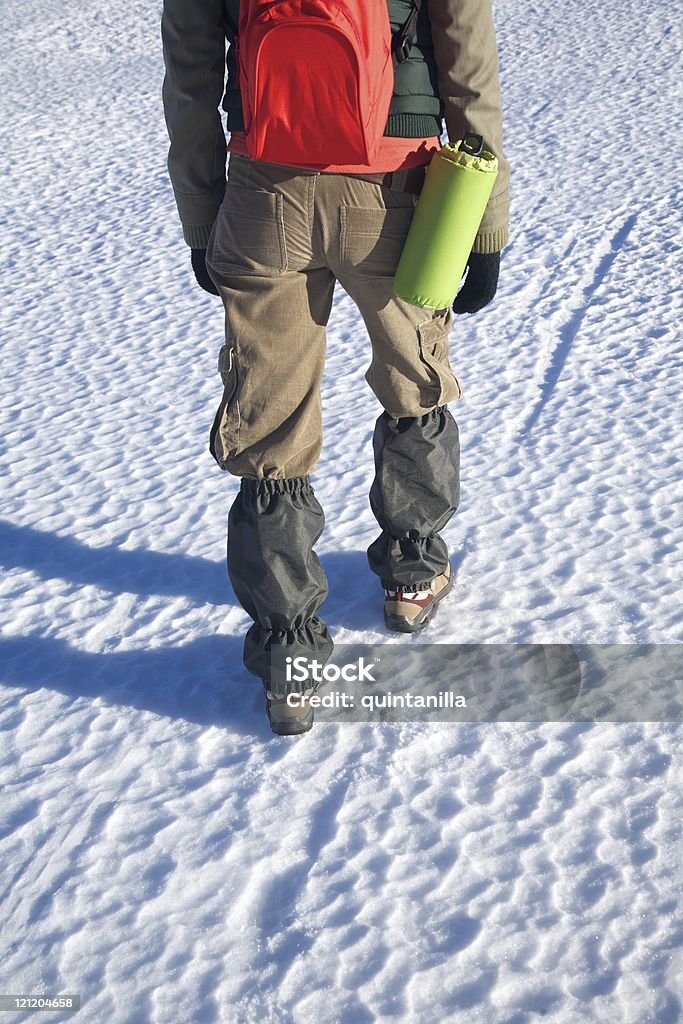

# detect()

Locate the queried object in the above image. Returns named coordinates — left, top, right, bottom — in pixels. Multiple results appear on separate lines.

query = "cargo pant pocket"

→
left=206, top=183, right=287, bottom=277
left=417, top=309, right=463, bottom=405
left=209, top=343, right=241, bottom=469
left=340, top=203, right=416, bottom=277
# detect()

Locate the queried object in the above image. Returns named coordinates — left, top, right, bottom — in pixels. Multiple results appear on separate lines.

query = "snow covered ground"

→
left=1, top=1, right=681, bottom=1021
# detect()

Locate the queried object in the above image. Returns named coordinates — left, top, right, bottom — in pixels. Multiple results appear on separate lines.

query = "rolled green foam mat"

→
left=393, top=141, right=499, bottom=309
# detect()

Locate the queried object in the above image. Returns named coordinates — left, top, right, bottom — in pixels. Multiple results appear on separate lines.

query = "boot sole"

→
left=384, top=570, right=454, bottom=634
left=267, top=705, right=315, bottom=736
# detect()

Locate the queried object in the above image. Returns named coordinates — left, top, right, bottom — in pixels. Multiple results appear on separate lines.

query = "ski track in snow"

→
left=1, top=1, right=682, bottom=1022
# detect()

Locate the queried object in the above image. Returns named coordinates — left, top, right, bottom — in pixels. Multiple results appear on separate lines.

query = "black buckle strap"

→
left=383, top=166, right=427, bottom=194
left=342, top=166, right=426, bottom=195
left=391, top=0, right=423, bottom=65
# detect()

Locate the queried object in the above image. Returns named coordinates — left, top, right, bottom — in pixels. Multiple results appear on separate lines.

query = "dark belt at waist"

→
left=340, top=164, right=428, bottom=196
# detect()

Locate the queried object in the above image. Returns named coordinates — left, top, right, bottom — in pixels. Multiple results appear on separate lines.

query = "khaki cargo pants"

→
left=205, top=153, right=462, bottom=690
left=206, top=153, right=461, bottom=479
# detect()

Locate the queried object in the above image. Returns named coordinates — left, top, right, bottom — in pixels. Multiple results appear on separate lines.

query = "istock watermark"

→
left=285, top=655, right=377, bottom=684
left=269, top=644, right=683, bottom=722
left=285, top=689, right=468, bottom=710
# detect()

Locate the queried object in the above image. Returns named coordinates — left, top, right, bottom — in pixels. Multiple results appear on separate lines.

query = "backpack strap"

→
left=391, top=0, right=423, bottom=65
left=224, top=3, right=238, bottom=44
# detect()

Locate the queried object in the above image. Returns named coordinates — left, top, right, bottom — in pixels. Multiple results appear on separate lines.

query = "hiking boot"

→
left=384, top=563, right=454, bottom=633
left=265, top=689, right=315, bottom=736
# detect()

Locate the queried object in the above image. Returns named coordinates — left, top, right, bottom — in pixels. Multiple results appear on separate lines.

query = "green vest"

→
left=222, top=0, right=444, bottom=139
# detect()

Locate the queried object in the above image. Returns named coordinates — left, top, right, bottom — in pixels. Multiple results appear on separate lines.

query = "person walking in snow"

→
left=161, top=0, right=510, bottom=735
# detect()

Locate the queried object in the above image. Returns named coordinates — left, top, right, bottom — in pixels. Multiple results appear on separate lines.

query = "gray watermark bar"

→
left=0, top=995, right=80, bottom=1012
left=268, top=644, right=683, bottom=722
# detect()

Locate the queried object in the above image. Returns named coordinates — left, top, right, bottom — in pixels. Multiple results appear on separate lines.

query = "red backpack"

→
left=234, top=0, right=422, bottom=166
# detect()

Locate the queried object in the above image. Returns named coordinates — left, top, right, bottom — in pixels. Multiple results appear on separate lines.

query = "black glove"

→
left=191, top=248, right=220, bottom=296
left=452, top=251, right=500, bottom=315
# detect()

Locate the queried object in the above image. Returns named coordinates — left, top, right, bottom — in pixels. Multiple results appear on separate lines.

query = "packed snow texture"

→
left=0, top=1, right=681, bottom=1022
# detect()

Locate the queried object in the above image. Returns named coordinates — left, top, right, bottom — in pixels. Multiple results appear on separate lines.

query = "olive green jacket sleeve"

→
left=161, top=0, right=227, bottom=248
left=428, top=0, right=510, bottom=252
